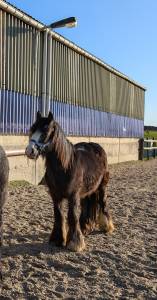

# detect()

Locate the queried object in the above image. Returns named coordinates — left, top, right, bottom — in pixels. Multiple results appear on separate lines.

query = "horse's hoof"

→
left=81, top=226, right=89, bottom=236
left=98, top=212, right=115, bottom=234
left=106, top=219, right=115, bottom=233
left=49, top=235, right=55, bottom=244
left=67, top=235, right=86, bottom=252
left=81, top=228, right=88, bottom=236
left=49, top=235, right=66, bottom=247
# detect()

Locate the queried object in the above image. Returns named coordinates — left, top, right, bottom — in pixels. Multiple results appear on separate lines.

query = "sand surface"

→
left=1, top=159, right=157, bottom=299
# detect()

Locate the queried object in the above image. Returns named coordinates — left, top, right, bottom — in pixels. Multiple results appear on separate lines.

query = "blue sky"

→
left=8, top=0, right=157, bottom=126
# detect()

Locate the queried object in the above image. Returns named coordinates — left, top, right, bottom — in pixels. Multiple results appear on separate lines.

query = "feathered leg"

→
left=67, top=193, right=85, bottom=252
left=98, top=172, right=114, bottom=234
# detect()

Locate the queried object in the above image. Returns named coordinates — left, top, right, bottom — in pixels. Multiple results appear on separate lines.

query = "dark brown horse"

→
left=25, top=112, right=114, bottom=252
left=0, top=146, right=9, bottom=280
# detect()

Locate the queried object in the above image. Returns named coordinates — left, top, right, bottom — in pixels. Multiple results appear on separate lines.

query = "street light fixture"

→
left=48, top=17, right=77, bottom=29
left=43, top=17, right=77, bottom=30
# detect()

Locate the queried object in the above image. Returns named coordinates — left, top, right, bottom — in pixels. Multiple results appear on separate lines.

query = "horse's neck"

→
left=46, top=133, right=74, bottom=171
left=45, top=151, right=65, bottom=171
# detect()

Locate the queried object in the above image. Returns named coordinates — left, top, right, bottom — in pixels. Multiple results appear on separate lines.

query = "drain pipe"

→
left=41, top=30, right=48, bottom=116
left=45, top=33, right=52, bottom=115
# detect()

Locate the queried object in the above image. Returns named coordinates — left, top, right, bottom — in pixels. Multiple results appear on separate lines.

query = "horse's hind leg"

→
left=80, top=194, right=98, bottom=235
left=49, top=198, right=67, bottom=247
left=67, top=193, right=85, bottom=252
left=98, top=174, right=114, bottom=234
left=79, top=197, right=89, bottom=235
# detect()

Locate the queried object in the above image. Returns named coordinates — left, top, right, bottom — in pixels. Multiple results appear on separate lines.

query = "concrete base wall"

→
left=0, top=135, right=139, bottom=184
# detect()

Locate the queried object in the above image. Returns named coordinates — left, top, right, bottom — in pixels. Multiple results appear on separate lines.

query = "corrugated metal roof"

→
left=0, top=0, right=146, bottom=91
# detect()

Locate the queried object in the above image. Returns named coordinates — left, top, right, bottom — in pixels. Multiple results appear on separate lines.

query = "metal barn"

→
left=0, top=0, right=146, bottom=182
left=0, top=0, right=145, bottom=137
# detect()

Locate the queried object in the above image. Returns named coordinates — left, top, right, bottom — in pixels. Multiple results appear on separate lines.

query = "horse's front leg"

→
left=49, top=199, right=67, bottom=247
left=67, top=193, right=85, bottom=252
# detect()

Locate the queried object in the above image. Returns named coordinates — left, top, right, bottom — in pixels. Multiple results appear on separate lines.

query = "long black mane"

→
left=48, top=121, right=74, bottom=170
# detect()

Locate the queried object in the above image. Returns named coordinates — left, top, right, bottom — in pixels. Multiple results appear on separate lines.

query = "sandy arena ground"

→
left=1, top=159, right=157, bottom=299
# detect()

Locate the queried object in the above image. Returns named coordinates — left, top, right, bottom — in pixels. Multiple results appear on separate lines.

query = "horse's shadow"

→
left=2, top=234, right=68, bottom=299
left=2, top=233, right=66, bottom=258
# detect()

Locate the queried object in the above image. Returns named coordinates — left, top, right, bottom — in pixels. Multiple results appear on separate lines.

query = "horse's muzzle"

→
left=25, top=142, right=39, bottom=160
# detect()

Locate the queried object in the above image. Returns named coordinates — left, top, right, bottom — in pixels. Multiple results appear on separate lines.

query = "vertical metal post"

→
left=33, top=30, right=39, bottom=122
left=138, top=138, right=144, bottom=160
left=45, top=33, right=52, bottom=115
left=147, top=138, right=149, bottom=160
left=2, top=11, right=6, bottom=133
left=41, top=30, right=48, bottom=116
left=153, top=137, right=155, bottom=158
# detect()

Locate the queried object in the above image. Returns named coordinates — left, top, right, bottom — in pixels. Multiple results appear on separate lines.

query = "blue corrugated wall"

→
left=0, top=90, right=41, bottom=134
left=0, top=90, right=144, bottom=137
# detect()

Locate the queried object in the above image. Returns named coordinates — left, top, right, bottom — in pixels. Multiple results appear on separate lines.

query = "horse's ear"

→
left=48, top=111, right=54, bottom=122
left=37, top=111, right=41, bottom=120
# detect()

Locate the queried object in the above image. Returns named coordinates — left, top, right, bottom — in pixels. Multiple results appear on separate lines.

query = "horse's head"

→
left=25, top=111, right=55, bottom=159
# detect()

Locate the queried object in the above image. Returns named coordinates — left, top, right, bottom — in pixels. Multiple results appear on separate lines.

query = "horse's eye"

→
left=40, top=132, right=46, bottom=142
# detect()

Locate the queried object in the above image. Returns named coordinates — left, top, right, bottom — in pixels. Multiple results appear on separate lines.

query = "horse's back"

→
left=74, top=142, right=108, bottom=165
left=75, top=141, right=105, bottom=152
left=74, top=142, right=108, bottom=177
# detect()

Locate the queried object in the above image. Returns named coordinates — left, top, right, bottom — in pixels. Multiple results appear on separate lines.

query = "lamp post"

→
left=40, top=17, right=77, bottom=116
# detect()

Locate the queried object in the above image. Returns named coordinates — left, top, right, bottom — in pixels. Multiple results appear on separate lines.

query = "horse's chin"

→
left=27, top=154, right=39, bottom=160
left=28, top=154, right=39, bottom=160
left=25, top=151, right=39, bottom=160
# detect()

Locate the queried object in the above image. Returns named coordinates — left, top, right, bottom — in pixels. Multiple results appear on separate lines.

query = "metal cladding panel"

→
left=134, top=86, right=145, bottom=120
left=0, top=89, right=143, bottom=137
left=48, top=37, right=144, bottom=120
left=46, top=37, right=144, bottom=121
left=110, top=73, right=116, bottom=115
left=100, top=66, right=110, bottom=112
left=49, top=99, right=144, bottom=138
left=0, top=7, right=145, bottom=126
left=116, top=76, right=131, bottom=117
left=0, top=8, right=43, bottom=96
left=0, top=89, right=41, bottom=133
